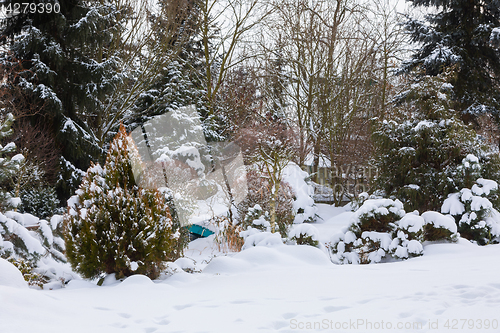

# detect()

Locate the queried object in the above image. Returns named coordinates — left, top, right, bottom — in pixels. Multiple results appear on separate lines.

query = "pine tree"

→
left=64, top=124, right=183, bottom=280
left=402, top=0, right=500, bottom=127
left=0, top=0, right=125, bottom=200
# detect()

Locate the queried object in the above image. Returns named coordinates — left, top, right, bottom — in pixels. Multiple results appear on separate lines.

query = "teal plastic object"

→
left=187, top=224, right=214, bottom=238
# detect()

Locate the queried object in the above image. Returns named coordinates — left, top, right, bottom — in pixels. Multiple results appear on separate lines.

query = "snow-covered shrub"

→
left=282, top=163, right=318, bottom=224
left=64, top=124, right=184, bottom=280
left=213, top=215, right=244, bottom=252
left=240, top=228, right=283, bottom=250
left=236, top=169, right=294, bottom=237
left=0, top=211, right=68, bottom=286
left=421, top=211, right=458, bottom=242
left=240, top=204, right=271, bottom=232
left=18, top=186, right=63, bottom=219
left=350, top=192, right=370, bottom=212
left=1, top=212, right=45, bottom=262
left=330, top=199, right=458, bottom=264
left=330, top=199, right=406, bottom=264
left=442, top=177, right=500, bottom=245
left=287, top=224, right=320, bottom=248
left=0, top=113, right=23, bottom=210
left=7, top=257, right=47, bottom=288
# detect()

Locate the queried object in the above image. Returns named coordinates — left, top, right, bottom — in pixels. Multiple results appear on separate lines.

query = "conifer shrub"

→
left=0, top=113, right=23, bottom=210
left=19, top=186, right=63, bottom=219
left=7, top=257, right=47, bottom=288
left=442, top=168, right=500, bottom=245
left=372, top=71, right=482, bottom=213
left=287, top=224, right=320, bottom=248
left=64, top=124, right=184, bottom=280
left=330, top=199, right=458, bottom=264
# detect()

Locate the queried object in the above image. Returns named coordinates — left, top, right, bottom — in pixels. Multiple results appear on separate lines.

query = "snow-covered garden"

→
left=2, top=202, right=500, bottom=333
left=2, top=0, right=500, bottom=332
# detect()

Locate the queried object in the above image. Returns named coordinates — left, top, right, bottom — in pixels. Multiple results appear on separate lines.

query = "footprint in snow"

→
left=118, top=313, right=132, bottom=318
left=272, top=320, right=289, bottom=330
left=399, top=312, right=412, bottom=318
left=174, top=304, right=193, bottom=310
left=230, top=299, right=251, bottom=304
left=282, top=312, right=298, bottom=320
left=324, top=306, right=350, bottom=313
left=94, top=306, right=112, bottom=311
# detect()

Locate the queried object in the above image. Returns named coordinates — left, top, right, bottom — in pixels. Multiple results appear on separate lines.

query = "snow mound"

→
left=421, top=211, right=457, bottom=233
left=282, top=162, right=317, bottom=223
left=0, top=258, right=27, bottom=289
left=397, top=213, right=425, bottom=233
left=241, top=231, right=283, bottom=249
left=288, top=224, right=319, bottom=241
left=203, top=244, right=331, bottom=275
left=118, top=274, right=154, bottom=287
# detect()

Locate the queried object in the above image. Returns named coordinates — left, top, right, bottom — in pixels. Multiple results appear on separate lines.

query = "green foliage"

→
left=288, top=225, right=320, bottom=248
left=0, top=113, right=23, bottom=209
left=241, top=204, right=270, bottom=232
left=64, top=124, right=185, bottom=280
left=330, top=199, right=458, bottom=264
left=7, top=257, right=47, bottom=289
left=373, top=72, right=483, bottom=212
left=403, top=0, right=500, bottom=116
left=442, top=173, right=500, bottom=245
left=18, top=186, right=63, bottom=219
left=0, top=0, right=126, bottom=201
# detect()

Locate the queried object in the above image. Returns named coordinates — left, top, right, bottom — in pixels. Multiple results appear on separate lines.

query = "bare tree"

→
left=199, top=0, right=272, bottom=116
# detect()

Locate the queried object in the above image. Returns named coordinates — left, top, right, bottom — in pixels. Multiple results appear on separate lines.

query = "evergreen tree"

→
left=372, top=70, right=484, bottom=212
left=64, top=124, right=183, bottom=280
left=402, top=0, right=500, bottom=128
left=0, top=113, right=23, bottom=209
left=131, top=0, right=206, bottom=127
left=0, top=0, right=125, bottom=200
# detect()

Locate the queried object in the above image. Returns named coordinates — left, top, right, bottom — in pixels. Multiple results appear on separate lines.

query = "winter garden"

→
left=1, top=0, right=500, bottom=332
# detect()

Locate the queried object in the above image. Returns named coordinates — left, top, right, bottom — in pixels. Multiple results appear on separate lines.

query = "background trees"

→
left=402, top=0, right=500, bottom=141
left=0, top=0, right=126, bottom=200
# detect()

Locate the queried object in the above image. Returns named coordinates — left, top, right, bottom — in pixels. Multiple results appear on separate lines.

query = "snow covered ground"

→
left=1, top=204, right=500, bottom=333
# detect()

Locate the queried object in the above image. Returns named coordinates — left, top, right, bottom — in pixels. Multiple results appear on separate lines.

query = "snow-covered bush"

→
left=0, top=113, right=24, bottom=210
left=287, top=224, right=320, bottom=248
left=282, top=163, right=318, bottom=224
left=0, top=211, right=68, bottom=286
left=18, top=186, right=63, bottom=219
left=240, top=204, right=271, bottom=232
left=64, top=124, right=184, bottom=280
left=213, top=215, right=244, bottom=252
left=240, top=228, right=283, bottom=250
left=442, top=177, right=500, bottom=245
left=236, top=169, right=294, bottom=237
left=330, top=199, right=458, bottom=264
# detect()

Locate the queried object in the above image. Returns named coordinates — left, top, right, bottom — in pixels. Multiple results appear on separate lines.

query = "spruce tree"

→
left=0, top=0, right=125, bottom=200
left=131, top=0, right=205, bottom=126
left=372, top=70, right=482, bottom=212
left=64, top=124, right=183, bottom=280
left=0, top=113, right=23, bottom=209
left=402, top=0, right=500, bottom=127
